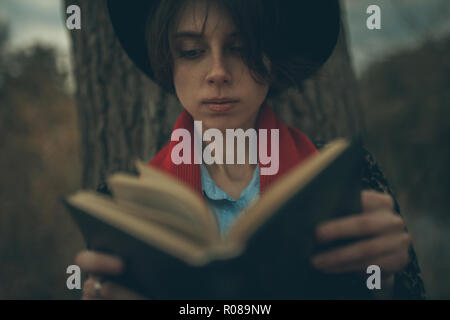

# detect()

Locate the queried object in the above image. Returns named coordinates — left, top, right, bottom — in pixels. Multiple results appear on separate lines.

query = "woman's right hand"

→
left=75, top=250, right=148, bottom=300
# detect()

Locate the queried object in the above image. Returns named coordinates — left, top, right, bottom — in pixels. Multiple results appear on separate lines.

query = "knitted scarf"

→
left=148, top=101, right=318, bottom=196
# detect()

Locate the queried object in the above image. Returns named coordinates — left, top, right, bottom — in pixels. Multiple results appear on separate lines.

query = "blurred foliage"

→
left=360, top=35, right=450, bottom=219
left=0, top=20, right=83, bottom=299
left=360, top=35, right=450, bottom=298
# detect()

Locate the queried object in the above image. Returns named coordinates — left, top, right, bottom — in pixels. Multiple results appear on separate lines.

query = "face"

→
left=171, top=0, right=271, bottom=132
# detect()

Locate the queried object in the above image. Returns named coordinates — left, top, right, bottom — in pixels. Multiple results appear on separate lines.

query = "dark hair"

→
left=146, top=0, right=319, bottom=99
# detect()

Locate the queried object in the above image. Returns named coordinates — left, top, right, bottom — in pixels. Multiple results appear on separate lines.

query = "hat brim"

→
left=107, top=0, right=340, bottom=83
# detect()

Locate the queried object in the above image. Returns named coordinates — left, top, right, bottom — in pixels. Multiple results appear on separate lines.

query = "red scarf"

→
left=148, top=101, right=318, bottom=196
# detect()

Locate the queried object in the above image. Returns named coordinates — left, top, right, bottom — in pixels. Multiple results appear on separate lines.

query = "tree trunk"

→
left=65, top=0, right=364, bottom=189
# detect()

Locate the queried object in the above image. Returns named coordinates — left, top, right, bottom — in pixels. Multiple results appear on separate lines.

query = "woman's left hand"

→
left=311, top=190, right=411, bottom=292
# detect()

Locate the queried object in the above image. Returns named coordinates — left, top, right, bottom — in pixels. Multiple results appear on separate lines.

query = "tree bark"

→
left=65, top=0, right=364, bottom=189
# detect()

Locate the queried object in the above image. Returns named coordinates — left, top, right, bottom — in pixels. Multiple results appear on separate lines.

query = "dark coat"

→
left=96, top=142, right=426, bottom=299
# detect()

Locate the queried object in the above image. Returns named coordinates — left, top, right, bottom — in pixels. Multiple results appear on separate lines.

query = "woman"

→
left=76, top=0, right=425, bottom=299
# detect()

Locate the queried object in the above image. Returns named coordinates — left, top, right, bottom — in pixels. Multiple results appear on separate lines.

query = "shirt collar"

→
left=201, top=163, right=259, bottom=202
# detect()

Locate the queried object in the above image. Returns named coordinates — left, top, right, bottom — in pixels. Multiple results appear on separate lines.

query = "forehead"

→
left=175, top=0, right=237, bottom=39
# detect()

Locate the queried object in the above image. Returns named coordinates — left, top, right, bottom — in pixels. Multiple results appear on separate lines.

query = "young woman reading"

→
left=75, top=0, right=425, bottom=299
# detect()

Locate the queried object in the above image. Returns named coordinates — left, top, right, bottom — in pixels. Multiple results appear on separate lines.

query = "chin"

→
left=202, top=117, right=249, bottom=132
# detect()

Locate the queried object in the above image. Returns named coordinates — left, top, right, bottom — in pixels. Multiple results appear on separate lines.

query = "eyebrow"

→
left=174, top=31, right=240, bottom=40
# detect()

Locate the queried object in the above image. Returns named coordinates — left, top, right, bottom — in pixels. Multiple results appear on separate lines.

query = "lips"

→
left=202, top=97, right=239, bottom=104
left=202, top=97, right=239, bottom=113
left=205, top=103, right=235, bottom=113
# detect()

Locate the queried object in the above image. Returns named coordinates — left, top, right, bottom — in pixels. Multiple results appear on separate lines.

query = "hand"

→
left=75, top=250, right=148, bottom=300
left=311, top=190, right=411, bottom=291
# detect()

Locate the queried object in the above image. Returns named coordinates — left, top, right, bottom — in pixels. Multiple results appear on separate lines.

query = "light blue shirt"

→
left=201, top=163, right=260, bottom=237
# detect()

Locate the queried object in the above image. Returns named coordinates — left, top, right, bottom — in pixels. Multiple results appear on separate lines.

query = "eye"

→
left=179, top=49, right=204, bottom=59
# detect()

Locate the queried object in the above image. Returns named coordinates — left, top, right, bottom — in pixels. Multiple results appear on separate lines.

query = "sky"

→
left=0, top=0, right=69, bottom=52
left=1, top=0, right=449, bottom=77
left=343, top=0, right=450, bottom=75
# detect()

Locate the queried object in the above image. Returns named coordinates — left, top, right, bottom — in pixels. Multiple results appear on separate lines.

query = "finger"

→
left=316, top=210, right=405, bottom=243
left=321, top=247, right=410, bottom=275
left=311, top=231, right=411, bottom=270
left=100, top=281, right=148, bottom=300
left=82, top=277, right=103, bottom=300
left=75, top=250, right=124, bottom=275
left=367, top=247, right=410, bottom=274
left=361, top=190, right=394, bottom=212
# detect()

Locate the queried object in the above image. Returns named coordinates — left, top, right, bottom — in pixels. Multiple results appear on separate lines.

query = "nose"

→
left=205, top=53, right=232, bottom=85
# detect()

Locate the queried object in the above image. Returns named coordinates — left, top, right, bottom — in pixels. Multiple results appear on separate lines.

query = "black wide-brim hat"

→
left=107, top=0, right=340, bottom=83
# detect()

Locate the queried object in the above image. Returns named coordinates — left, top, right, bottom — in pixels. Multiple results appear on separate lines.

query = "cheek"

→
left=240, top=65, right=270, bottom=94
left=173, top=68, right=192, bottom=99
left=173, top=68, right=200, bottom=115
left=247, top=79, right=270, bottom=104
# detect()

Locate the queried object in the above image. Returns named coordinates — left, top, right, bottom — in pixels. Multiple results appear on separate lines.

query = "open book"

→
left=64, top=137, right=371, bottom=299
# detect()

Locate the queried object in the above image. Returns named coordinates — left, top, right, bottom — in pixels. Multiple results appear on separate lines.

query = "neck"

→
left=201, top=116, right=258, bottom=182
left=203, top=138, right=256, bottom=182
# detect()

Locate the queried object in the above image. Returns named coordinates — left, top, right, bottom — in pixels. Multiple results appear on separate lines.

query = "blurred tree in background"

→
left=0, top=19, right=83, bottom=299
left=361, top=35, right=450, bottom=218
left=360, top=35, right=450, bottom=298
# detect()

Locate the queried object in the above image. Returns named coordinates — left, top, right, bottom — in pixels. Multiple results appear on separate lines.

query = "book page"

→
left=115, top=199, right=211, bottom=244
left=108, top=169, right=221, bottom=242
left=66, top=191, right=213, bottom=265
